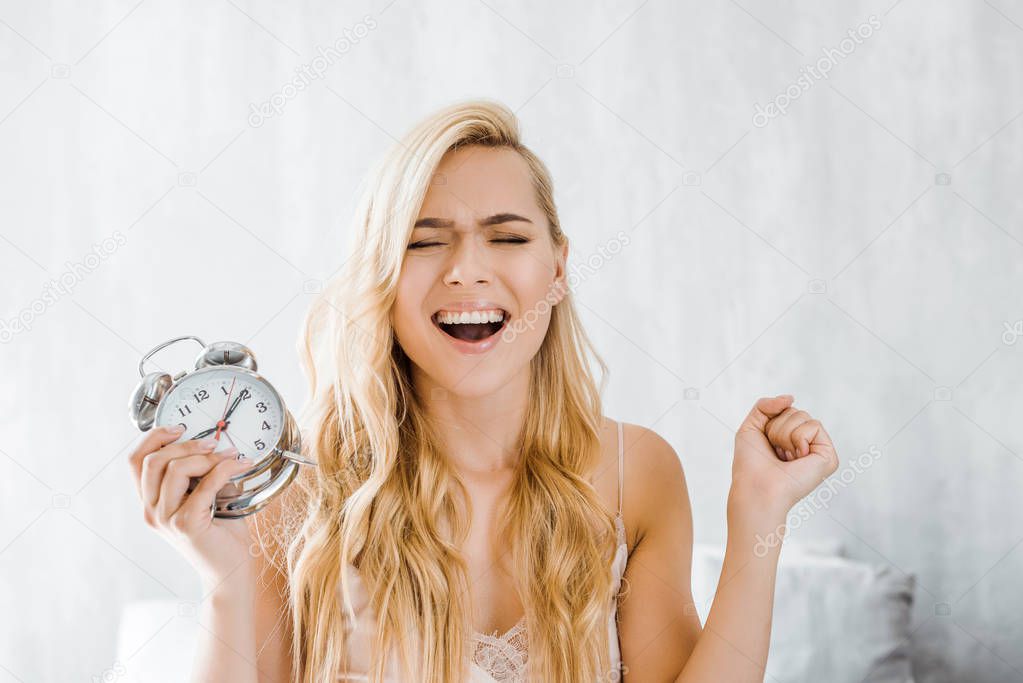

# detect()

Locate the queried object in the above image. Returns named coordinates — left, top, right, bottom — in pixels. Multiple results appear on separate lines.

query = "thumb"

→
left=738, top=395, right=794, bottom=434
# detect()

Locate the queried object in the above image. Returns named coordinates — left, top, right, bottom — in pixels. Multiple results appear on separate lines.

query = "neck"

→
left=414, top=365, right=530, bottom=475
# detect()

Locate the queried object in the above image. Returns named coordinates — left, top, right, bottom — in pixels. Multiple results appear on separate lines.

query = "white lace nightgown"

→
left=338, top=419, right=630, bottom=682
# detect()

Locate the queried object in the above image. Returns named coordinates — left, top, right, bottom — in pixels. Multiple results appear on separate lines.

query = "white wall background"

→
left=1, top=0, right=1021, bottom=681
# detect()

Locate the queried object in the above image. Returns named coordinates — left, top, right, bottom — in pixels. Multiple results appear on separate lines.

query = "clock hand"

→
left=192, top=422, right=231, bottom=441
left=215, top=378, right=236, bottom=441
left=223, top=393, right=244, bottom=422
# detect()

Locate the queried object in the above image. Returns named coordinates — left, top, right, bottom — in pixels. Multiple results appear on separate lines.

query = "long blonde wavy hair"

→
left=264, top=98, right=619, bottom=682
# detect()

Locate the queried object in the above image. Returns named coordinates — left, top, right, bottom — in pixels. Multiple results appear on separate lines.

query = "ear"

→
left=551, top=240, right=569, bottom=305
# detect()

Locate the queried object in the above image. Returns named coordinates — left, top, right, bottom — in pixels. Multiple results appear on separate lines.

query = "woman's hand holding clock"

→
left=126, top=424, right=258, bottom=588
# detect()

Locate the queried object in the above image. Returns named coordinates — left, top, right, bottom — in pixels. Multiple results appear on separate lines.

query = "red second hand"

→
left=215, top=378, right=235, bottom=441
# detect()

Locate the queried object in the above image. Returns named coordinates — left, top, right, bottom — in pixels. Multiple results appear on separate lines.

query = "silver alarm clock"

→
left=128, top=336, right=316, bottom=518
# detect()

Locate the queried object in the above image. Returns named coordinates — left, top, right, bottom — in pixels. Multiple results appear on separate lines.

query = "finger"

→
left=801, top=423, right=836, bottom=469
left=169, top=457, right=253, bottom=534
left=141, top=438, right=221, bottom=507
left=738, top=395, right=794, bottom=434
left=153, top=449, right=239, bottom=524
left=791, top=419, right=822, bottom=458
left=768, top=409, right=811, bottom=456
left=808, top=422, right=835, bottom=454
left=777, top=446, right=793, bottom=462
left=127, top=425, right=187, bottom=497
left=780, top=410, right=812, bottom=457
left=764, top=407, right=798, bottom=444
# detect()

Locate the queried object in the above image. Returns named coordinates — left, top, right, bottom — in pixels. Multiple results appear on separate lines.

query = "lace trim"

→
left=470, top=520, right=627, bottom=681
left=471, top=618, right=528, bottom=681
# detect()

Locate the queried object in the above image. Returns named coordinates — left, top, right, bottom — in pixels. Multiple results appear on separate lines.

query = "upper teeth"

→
left=436, top=309, right=505, bottom=324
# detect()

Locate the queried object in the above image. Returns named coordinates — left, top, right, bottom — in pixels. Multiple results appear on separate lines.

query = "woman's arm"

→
left=191, top=496, right=295, bottom=683
left=192, top=568, right=259, bottom=683
left=618, top=396, right=838, bottom=683
left=668, top=498, right=786, bottom=683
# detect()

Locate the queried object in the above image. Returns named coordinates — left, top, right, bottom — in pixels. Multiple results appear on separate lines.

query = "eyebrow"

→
left=413, top=213, right=534, bottom=229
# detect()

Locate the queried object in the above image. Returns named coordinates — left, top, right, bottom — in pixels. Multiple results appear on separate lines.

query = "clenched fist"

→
left=730, top=395, right=839, bottom=519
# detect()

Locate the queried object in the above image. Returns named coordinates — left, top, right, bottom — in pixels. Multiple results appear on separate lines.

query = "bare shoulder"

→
left=608, top=422, right=702, bottom=678
left=595, top=417, right=689, bottom=553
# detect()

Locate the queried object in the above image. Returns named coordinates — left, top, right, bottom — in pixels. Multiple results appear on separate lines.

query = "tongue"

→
left=443, top=322, right=501, bottom=342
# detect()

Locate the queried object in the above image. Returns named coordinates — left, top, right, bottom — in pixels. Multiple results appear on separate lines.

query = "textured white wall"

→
left=1, top=1, right=1021, bottom=681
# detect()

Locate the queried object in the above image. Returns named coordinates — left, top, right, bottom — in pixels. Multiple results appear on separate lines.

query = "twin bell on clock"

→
left=128, top=336, right=317, bottom=519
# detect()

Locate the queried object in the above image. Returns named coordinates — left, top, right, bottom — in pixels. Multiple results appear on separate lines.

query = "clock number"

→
left=177, top=422, right=187, bottom=431
left=255, top=439, right=265, bottom=450
left=256, top=401, right=267, bottom=413
left=240, top=388, right=251, bottom=400
left=178, top=404, right=192, bottom=417
left=261, top=420, right=271, bottom=430
left=192, top=389, right=209, bottom=403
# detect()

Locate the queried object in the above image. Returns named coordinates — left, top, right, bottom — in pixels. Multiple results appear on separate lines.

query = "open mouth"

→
left=431, top=309, right=510, bottom=343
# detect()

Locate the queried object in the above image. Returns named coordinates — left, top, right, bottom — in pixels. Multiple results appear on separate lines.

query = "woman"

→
left=127, top=99, right=839, bottom=682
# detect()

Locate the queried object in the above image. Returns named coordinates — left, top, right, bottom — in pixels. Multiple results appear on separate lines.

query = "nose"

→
left=442, top=232, right=491, bottom=287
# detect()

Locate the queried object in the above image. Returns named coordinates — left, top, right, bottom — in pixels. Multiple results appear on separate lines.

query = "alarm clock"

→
left=128, top=335, right=316, bottom=519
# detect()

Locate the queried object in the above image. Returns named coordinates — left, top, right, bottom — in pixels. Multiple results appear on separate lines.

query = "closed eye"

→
left=407, top=237, right=530, bottom=249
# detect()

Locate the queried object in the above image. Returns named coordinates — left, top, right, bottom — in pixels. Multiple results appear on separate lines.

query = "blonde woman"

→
left=127, top=99, right=839, bottom=682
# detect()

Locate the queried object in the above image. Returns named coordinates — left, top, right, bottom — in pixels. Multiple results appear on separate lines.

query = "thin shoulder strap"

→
left=616, top=420, right=624, bottom=519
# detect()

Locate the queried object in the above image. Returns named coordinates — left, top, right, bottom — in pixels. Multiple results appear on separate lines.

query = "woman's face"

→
left=392, top=145, right=568, bottom=399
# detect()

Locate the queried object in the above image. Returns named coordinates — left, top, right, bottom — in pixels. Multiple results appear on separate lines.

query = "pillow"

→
left=690, top=542, right=916, bottom=683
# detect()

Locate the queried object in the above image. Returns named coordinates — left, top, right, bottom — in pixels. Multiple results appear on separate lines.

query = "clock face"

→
left=154, top=366, right=285, bottom=463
